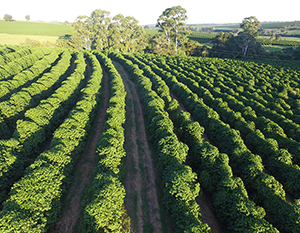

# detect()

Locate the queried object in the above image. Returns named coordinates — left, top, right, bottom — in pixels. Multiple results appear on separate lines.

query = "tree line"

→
left=70, top=8, right=289, bottom=59
left=69, top=6, right=193, bottom=55
left=4, top=6, right=299, bottom=60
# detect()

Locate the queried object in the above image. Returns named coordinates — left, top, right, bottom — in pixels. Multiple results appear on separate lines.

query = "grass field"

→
left=258, top=36, right=300, bottom=41
left=0, top=19, right=72, bottom=46
left=260, top=21, right=300, bottom=29
left=192, top=21, right=300, bottom=32
left=0, top=19, right=72, bottom=36
left=263, top=45, right=293, bottom=52
left=0, top=33, right=59, bottom=45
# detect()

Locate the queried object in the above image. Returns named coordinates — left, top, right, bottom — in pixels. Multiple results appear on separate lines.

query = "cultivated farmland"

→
left=0, top=45, right=300, bottom=232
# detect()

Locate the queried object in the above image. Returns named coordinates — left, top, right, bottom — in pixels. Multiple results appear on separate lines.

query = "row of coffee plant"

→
left=1, top=44, right=300, bottom=232
left=128, top=53, right=300, bottom=232
left=0, top=49, right=72, bottom=139
left=111, top=52, right=211, bottom=232
left=121, top=53, right=280, bottom=232
left=148, top=55, right=300, bottom=197
left=0, top=46, right=17, bottom=57
left=80, top=51, right=130, bottom=232
left=0, top=50, right=103, bottom=232
left=0, top=49, right=61, bottom=101
left=0, top=47, right=35, bottom=66
left=0, top=49, right=74, bottom=204
left=0, top=48, right=50, bottom=81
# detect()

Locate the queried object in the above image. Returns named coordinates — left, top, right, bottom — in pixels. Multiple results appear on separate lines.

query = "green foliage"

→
left=213, top=177, right=279, bottom=233
left=71, top=10, right=145, bottom=52
left=1, top=45, right=300, bottom=232
left=0, top=48, right=47, bottom=80
left=82, top=173, right=127, bottom=233
left=143, top=53, right=300, bottom=232
left=124, top=52, right=281, bottom=232
left=210, top=16, right=263, bottom=58
left=81, top=51, right=130, bottom=232
left=0, top=50, right=103, bottom=232
left=3, top=14, right=13, bottom=22
left=111, top=51, right=210, bottom=232
left=0, top=49, right=73, bottom=205
left=155, top=5, right=190, bottom=53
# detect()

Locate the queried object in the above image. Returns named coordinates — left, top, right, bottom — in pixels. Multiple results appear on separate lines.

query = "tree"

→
left=210, top=32, right=237, bottom=58
left=70, top=9, right=146, bottom=52
left=275, top=34, right=282, bottom=41
left=70, top=15, right=95, bottom=49
left=91, top=9, right=112, bottom=50
left=238, top=16, right=261, bottom=56
left=211, top=32, right=234, bottom=46
left=156, top=6, right=190, bottom=52
left=25, top=15, right=30, bottom=21
left=211, top=16, right=263, bottom=58
left=3, top=14, right=13, bottom=22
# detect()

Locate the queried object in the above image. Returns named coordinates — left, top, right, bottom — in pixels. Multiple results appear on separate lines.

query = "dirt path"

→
left=49, top=64, right=110, bottom=233
left=197, top=192, right=223, bottom=233
left=113, top=61, right=163, bottom=233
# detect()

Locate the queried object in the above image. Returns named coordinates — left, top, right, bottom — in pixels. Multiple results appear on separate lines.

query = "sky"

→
left=1, top=0, right=299, bottom=25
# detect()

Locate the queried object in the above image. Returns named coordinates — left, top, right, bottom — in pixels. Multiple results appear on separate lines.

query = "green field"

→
left=0, top=19, right=72, bottom=46
left=258, top=36, right=300, bottom=41
left=0, top=19, right=72, bottom=36
left=263, top=45, right=293, bottom=52
left=0, top=33, right=59, bottom=45
left=145, top=29, right=159, bottom=35
left=260, top=21, right=300, bottom=29
left=191, top=21, right=300, bottom=32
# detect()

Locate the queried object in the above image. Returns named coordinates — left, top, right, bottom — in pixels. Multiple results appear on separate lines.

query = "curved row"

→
left=0, top=51, right=103, bottom=232
left=0, top=47, right=35, bottom=66
left=0, top=48, right=49, bottom=81
left=130, top=53, right=300, bottom=232
left=0, top=49, right=72, bottom=139
left=122, top=53, right=279, bottom=232
left=81, top=51, right=129, bottom=232
left=111, top=52, right=211, bottom=233
left=0, top=49, right=61, bottom=101
left=0, top=51, right=86, bottom=205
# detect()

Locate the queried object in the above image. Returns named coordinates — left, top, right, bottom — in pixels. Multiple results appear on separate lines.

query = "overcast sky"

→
left=1, top=0, right=299, bottom=25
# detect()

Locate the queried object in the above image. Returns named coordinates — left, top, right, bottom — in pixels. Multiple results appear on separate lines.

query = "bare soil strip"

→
left=113, top=61, right=163, bottom=233
left=49, top=65, right=110, bottom=233
left=197, top=192, right=223, bottom=233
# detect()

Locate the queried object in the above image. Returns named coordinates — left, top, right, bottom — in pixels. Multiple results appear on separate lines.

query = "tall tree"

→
left=70, top=9, right=146, bottom=52
left=91, top=9, right=112, bottom=50
left=112, top=14, right=145, bottom=52
left=156, top=6, right=190, bottom=52
left=211, top=16, right=263, bottom=58
left=210, top=32, right=238, bottom=58
left=25, top=15, right=30, bottom=21
left=238, top=16, right=261, bottom=56
left=71, top=15, right=95, bottom=50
